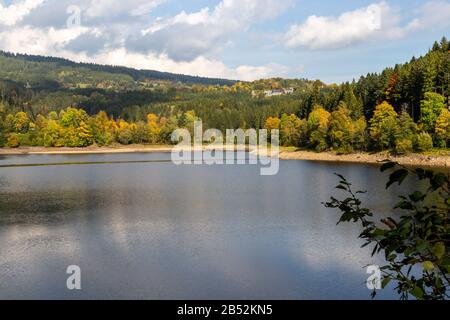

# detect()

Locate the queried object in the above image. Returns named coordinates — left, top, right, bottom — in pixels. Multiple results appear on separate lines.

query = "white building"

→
left=263, top=88, right=294, bottom=97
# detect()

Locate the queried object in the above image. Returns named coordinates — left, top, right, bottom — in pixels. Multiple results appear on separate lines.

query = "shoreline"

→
left=277, top=149, right=449, bottom=169
left=0, top=145, right=448, bottom=168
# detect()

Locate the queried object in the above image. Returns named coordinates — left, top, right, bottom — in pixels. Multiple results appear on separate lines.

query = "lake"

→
left=0, top=152, right=420, bottom=299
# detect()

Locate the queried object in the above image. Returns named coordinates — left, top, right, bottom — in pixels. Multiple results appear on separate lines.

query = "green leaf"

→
left=387, top=254, right=397, bottom=261
left=381, top=277, right=391, bottom=289
left=386, top=169, right=408, bottom=189
left=380, top=161, right=397, bottom=172
left=432, top=242, right=445, bottom=260
left=430, top=173, right=446, bottom=190
left=371, top=244, right=379, bottom=257
left=422, top=261, right=434, bottom=271
left=395, top=200, right=414, bottom=210
left=408, top=191, right=425, bottom=202
left=410, top=286, right=424, bottom=299
left=416, top=240, right=428, bottom=252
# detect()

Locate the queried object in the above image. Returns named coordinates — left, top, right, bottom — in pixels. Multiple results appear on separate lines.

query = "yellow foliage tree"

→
left=328, top=104, right=354, bottom=153
left=42, top=120, right=64, bottom=147
left=117, top=120, right=133, bottom=144
left=147, top=113, right=161, bottom=144
left=435, top=108, right=450, bottom=148
left=369, top=101, right=398, bottom=150
left=308, top=106, right=330, bottom=151
left=264, top=117, right=281, bottom=130
left=14, top=112, right=30, bottom=133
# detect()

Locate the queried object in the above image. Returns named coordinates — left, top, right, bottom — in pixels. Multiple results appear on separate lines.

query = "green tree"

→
left=43, top=119, right=64, bottom=147
left=117, top=120, right=134, bottom=145
left=394, top=112, right=417, bottom=154
left=420, top=92, right=445, bottom=133
left=416, top=132, right=434, bottom=152
left=13, top=112, right=30, bottom=133
left=353, top=117, right=367, bottom=151
left=297, top=118, right=309, bottom=148
left=181, top=110, right=200, bottom=137
left=59, top=107, right=89, bottom=128
left=0, top=114, right=5, bottom=147
left=90, top=111, right=116, bottom=146
left=308, top=106, right=330, bottom=152
left=369, top=102, right=398, bottom=150
left=76, top=121, right=94, bottom=147
left=435, top=109, right=450, bottom=148
left=159, top=115, right=180, bottom=144
left=342, top=83, right=363, bottom=119
left=3, top=114, right=14, bottom=133
left=325, top=163, right=450, bottom=300
left=132, top=121, right=150, bottom=144
left=7, top=133, right=20, bottom=147
left=279, top=114, right=302, bottom=147
left=328, top=103, right=354, bottom=153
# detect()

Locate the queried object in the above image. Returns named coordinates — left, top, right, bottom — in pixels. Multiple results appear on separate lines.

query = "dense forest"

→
left=0, top=37, right=448, bottom=153
left=0, top=51, right=236, bottom=86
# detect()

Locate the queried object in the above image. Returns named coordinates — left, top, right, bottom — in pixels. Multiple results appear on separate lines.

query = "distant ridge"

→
left=0, top=50, right=236, bottom=86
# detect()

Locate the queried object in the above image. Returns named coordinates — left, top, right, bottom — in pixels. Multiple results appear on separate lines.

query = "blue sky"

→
left=0, top=0, right=449, bottom=82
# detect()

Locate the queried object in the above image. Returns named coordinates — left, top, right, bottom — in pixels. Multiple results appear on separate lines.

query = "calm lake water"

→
left=0, top=152, right=421, bottom=299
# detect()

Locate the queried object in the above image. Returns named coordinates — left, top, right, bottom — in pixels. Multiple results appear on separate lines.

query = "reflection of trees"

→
left=0, top=175, right=6, bottom=192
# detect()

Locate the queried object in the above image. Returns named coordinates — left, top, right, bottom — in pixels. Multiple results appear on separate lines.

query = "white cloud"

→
left=0, top=25, right=90, bottom=54
left=0, top=0, right=45, bottom=26
left=285, top=1, right=450, bottom=50
left=0, top=25, right=287, bottom=81
left=134, top=0, right=294, bottom=61
left=93, top=49, right=289, bottom=81
left=11, top=0, right=167, bottom=29
left=86, top=0, right=165, bottom=18
left=405, top=1, right=450, bottom=31
left=379, top=1, right=450, bottom=40
left=285, top=2, right=388, bottom=49
left=0, top=0, right=292, bottom=81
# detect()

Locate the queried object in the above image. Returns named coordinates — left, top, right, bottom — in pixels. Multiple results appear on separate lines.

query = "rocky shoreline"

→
left=278, top=150, right=449, bottom=169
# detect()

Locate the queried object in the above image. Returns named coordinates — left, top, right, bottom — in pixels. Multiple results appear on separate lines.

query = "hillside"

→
left=0, top=51, right=236, bottom=88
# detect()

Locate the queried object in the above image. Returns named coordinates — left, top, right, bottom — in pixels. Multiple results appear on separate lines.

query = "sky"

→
left=0, top=0, right=449, bottom=83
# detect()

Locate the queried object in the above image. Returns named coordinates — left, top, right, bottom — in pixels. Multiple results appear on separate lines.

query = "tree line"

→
left=264, top=93, right=449, bottom=154
left=0, top=90, right=448, bottom=154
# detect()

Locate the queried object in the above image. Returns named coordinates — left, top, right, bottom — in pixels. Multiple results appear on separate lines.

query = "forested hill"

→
left=0, top=38, right=449, bottom=152
left=0, top=51, right=236, bottom=86
left=0, top=37, right=448, bottom=126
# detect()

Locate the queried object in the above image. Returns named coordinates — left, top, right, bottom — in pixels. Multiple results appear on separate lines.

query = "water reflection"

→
left=0, top=153, right=420, bottom=299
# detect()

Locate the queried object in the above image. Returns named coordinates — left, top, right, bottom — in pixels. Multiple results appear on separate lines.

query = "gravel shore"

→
left=278, top=150, right=449, bottom=169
